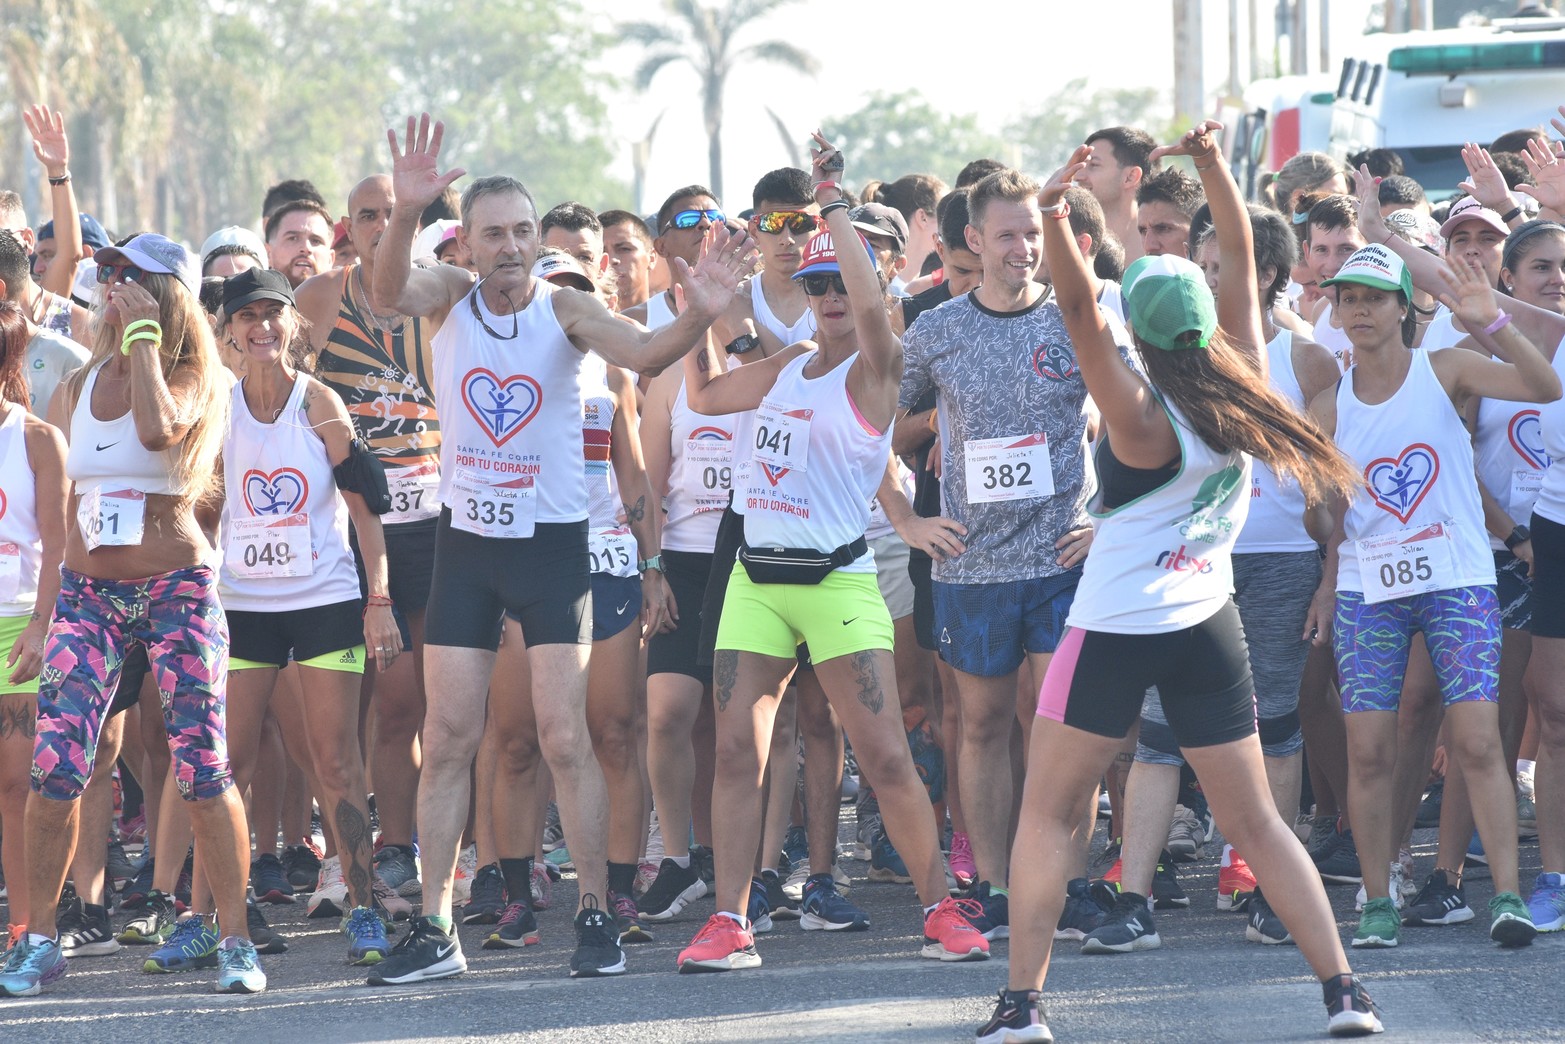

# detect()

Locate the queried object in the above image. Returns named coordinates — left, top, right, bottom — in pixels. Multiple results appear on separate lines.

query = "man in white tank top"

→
left=365, top=113, right=756, bottom=986
left=713, top=168, right=818, bottom=353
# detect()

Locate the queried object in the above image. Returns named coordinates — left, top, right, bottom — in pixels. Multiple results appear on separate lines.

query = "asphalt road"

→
left=2, top=815, right=1562, bottom=1044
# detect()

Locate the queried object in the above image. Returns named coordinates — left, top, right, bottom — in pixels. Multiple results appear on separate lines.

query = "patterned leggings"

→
left=32, top=565, right=233, bottom=801
left=1332, top=585, right=1500, bottom=714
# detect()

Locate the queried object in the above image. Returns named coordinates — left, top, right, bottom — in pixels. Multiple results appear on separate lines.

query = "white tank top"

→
left=0, top=406, right=43, bottom=613
left=662, top=376, right=738, bottom=553
left=432, top=281, right=588, bottom=524
left=645, top=291, right=676, bottom=332
left=1420, top=306, right=1460, bottom=350
left=865, top=457, right=915, bottom=540
left=219, top=376, right=360, bottom=611
left=1474, top=396, right=1550, bottom=549
left=1311, top=303, right=1354, bottom=371
left=1067, top=398, right=1251, bottom=634
left=751, top=278, right=815, bottom=345
left=66, top=364, right=184, bottom=496
left=1235, top=330, right=1315, bottom=554
left=580, top=353, right=619, bottom=530
left=739, top=352, right=889, bottom=574
left=1526, top=339, right=1565, bottom=524
left=1333, top=349, right=1495, bottom=593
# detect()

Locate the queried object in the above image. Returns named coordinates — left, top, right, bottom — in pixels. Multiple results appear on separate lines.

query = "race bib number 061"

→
left=79, top=488, right=146, bottom=552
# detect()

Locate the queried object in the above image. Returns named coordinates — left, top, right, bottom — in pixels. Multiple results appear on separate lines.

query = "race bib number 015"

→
left=78, top=488, right=146, bottom=552
left=964, top=434, right=1055, bottom=504
left=589, top=527, right=638, bottom=578
left=752, top=402, right=812, bottom=475
left=227, top=512, right=313, bottom=580
left=1358, top=521, right=1458, bottom=605
left=451, top=470, right=537, bottom=539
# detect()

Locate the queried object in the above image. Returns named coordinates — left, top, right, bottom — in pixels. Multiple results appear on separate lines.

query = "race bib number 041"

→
left=78, top=488, right=146, bottom=552
left=451, top=469, right=537, bottom=539
left=1358, top=521, right=1458, bottom=605
left=964, top=434, right=1055, bottom=504
left=227, top=512, right=313, bottom=580
left=752, top=402, right=812, bottom=475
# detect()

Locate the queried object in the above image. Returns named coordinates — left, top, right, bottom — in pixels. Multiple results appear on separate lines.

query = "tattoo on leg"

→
left=337, top=798, right=373, bottom=907
left=849, top=651, right=884, bottom=715
left=714, top=651, right=738, bottom=712
left=0, top=699, right=35, bottom=739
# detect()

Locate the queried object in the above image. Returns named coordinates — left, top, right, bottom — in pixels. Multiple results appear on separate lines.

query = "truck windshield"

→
left=1393, top=146, right=1469, bottom=202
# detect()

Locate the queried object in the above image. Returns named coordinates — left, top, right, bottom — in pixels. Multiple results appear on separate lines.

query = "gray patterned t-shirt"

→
left=899, top=289, right=1132, bottom=585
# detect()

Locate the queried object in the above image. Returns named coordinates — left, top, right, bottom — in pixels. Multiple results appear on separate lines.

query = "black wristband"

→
left=1505, top=524, right=1531, bottom=550
left=47, top=172, right=70, bottom=186
left=819, top=200, right=850, bottom=217
left=1500, top=205, right=1523, bottom=224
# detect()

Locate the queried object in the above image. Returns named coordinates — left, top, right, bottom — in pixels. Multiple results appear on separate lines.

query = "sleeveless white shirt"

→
left=751, top=278, right=815, bottom=345
left=66, top=364, right=184, bottom=496
left=644, top=291, right=676, bottom=332
left=662, top=376, right=738, bottom=553
left=1474, top=391, right=1551, bottom=549
left=1235, top=330, right=1315, bottom=554
left=1311, top=302, right=1354, bottom=370
left=1526, top=337, right=1565, bottom=524
left=0, top=406, right=43, bottom=613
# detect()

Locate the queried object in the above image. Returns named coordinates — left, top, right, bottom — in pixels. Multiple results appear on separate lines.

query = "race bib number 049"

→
left=1358, top=521, right=1458, bottom=605
left=78, top=488, right=146, bottom=552
left=451, top=469, right=537, bottom=539
left=227, top=512, right=313, bottom=580
left=964, top=434, right=1055, bottom=504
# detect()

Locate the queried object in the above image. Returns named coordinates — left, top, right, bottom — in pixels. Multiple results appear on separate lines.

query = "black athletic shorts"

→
left=1528, top=511, right=1565, bottom=638
left=351, top=515, right=437, bottom=647
left=648, top=549, right=716, bottom=680
left=696, top=502, right=745, bottom=669
left=228, top=600, right=367, bottom=670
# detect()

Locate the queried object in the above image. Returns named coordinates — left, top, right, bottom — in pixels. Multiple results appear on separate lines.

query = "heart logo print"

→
left=243, top=468, right=308, bottom=516
left=462, top=368, right=543, bottom=447
left=1364, top=444, right=1439, bottom=524
left=1033, top=343, right=1078, bottom=381
left=760, top=463, right=790, bottom=486
left=1509, top=411, right=1549, bottom=470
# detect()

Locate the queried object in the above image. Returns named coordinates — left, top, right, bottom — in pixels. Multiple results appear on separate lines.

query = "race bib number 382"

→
left=964, top=434, right=1055, bottom=505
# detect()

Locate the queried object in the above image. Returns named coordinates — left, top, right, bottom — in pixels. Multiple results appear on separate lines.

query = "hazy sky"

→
left=582, top=0, right=1380, bottom=210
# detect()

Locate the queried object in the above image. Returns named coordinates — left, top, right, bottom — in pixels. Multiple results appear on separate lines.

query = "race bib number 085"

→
left=1358, top=521, right=1458, bottom=605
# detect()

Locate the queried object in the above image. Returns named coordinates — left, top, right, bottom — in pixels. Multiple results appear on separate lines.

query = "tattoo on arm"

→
left=848, top=651, right=884, bottom=715
left=714, top=651, right=738, bottom=713
left=336, top=798, right=374, bottom=907
left=624, top=494, right=646, bottom=523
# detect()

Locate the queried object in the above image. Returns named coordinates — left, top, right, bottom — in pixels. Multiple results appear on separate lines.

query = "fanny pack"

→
left=332, top=438, right=392, bottom=515
left=738, top=535, right=868, bottom=585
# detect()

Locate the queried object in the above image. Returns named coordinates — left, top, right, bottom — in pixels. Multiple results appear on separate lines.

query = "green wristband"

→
left=122, top=319, right=163, bottom=338
left=120, top=330, right=161, bottom=355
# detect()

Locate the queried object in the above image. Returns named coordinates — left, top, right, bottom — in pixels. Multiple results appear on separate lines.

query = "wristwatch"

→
left=1505, top=525, right=1531, bottom=550
left=638, top=554, right=664, bottom=573
left=724, top=333, right=761, bottom=355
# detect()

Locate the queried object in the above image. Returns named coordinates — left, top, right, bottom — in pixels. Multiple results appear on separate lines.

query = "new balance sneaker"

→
left=530, top=862, right=552, bottom=912
left=921, top=896, right=990, bottom=962
left=1314, top=828, right=1363, bottom=885
left=639, top=857, right=707, bottom=922
left=1055, top=877, right=1110, bottom=941
left=1216, top=849, right=1256, bottom=911
left=216, top=937, right=266, bottom=994
left=59, top=897, right=121, bottom=957
left=976, top=988, right=1052, bottom=1044
left=282, top=842, right=324, bottom=892
left=0, top=935, right=66, bottom=996
left=1322, top=973, right=1384, bottom=1036
left=1351, top=897, right=1400, bottom=948
left=1082, top=891, right=1161, bottom=954
left=868, top=832, right=913, bottom=884
left=570, top=895, right=627, bottom=977
left=1527, top=872, right=1565, bottom=932
left=483, top=901, right=540, bottom=949
left=965, top=881, right=1010, bottom=940
left=1166, top=805, right=1205, bottom=862
left=949, top=831, right=977, bottom=891
left=144, top=916, right=219, bottom=972
left=118, top=889, right=177, bottom=944
left=367, top=916, right=466, bottom=985
left=451, top=844, right=478, bottom=904
left=746, top=876, right=774, bottom=935
left=800, top=873, right=869, bottom=931
left=677, top=913, right=760, bottom=973
left=374, top=844, right=422, bottom=898
left=308, top=855, right=349, bottom=919
left=1152, top=853, right=1189, bottom=909
left=1244, top=890, right=1292, bottom=945
left=1400, top=872, right=1473, bottom=926
left=247, top=899, right=287, bottom=954
left=1489, top=891, right=1537, bottom=947
left=461, top=863, right=506, bottom=923
left=345, top=906, right=390, bottom=965
left=373, top=875, right=414, bottom=922
left=611, top=890, right=653, bottom=943
left=541, top=802, right=564, bottom=852
left=120, top=856, right=156, bottom=910
left=250, top=852, right=295, bottom=904
left=760, top=869, right=800, bottom=921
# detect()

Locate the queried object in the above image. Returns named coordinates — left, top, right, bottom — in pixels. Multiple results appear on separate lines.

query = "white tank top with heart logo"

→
left=219, top=375, right=360, bottom=611
left=1333, top=348, right=1494, bottom=594
left=1523, top=336, right=1565, bottom=527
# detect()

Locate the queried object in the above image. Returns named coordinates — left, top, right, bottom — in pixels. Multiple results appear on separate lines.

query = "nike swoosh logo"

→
left=617, top=600, right=632, bottom=615
left=841, top=618, right=858, bottom=626
left=96, top=441, right=119, bottom=452
left=435, top=942, right=456, bottom=959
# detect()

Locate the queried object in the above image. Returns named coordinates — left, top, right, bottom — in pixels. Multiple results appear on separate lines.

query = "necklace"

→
left=354, top=265, right=405, bottom=335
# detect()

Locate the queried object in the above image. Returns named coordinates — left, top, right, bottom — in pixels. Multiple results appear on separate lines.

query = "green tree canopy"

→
left=824, top=91, right=1012, bottom=187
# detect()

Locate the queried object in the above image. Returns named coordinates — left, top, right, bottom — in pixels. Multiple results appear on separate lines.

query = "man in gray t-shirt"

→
left=27, top=326, right=88, bottom=415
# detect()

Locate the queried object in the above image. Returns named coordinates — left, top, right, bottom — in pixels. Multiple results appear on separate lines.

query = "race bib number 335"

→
left=451, top=469, right=537, bottom=539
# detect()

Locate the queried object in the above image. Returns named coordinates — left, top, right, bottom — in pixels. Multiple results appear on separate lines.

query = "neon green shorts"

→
left=0, top=613, right=39, bottom=695
left=231, top=645, right=367, bottom=675
left=714, top=560, right=894, bottom=663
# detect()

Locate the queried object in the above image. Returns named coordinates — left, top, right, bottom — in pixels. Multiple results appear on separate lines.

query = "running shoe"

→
left=545, top=844, right=575, bottom=872
left=0, top=935, right=66, bottom=996
left=921, top=896, right=990, bottom=962
left=373, top=874, right=414, bottom=922
left=782, top=863, right=811, bottom=903
left=949, top=831, right=977, bottom=891
left=746, top=876, right=774, bottom=935
left=309, top=855, right=349, bottom=919
left=781, top=823, right=809, bottom=872
left=484, top=900, right=541, bottom=949
left=60, top=897, right=121, bottom=957
left=639, top=857, right=707, bottom=922
left=541, top=802, right=564, bottom=852
left=1416, top=780, right=1444, bottom=828
left=1244, top=890, right=1292, bottom=945
left=451, top=844, right=478, bottom=904
left=854, top=790, right=881, bottom=861
left=1314, top=828, right=1363, bottom=885
left=374, top=844, right=422, bottom=898
left=1400, top=872, right=1473, bottom=926
left=869, top=831, right=913, bottom=884
left=976, top=988, right=1052, bottom=1044
left=1082, top=891, right=1161, bottom=954
left=570, top=894, right=627, bottom=977
left=345, top=906, right=391, bottom=965
left=1216, top=850, right=1256, bottom=911
left=251, top=852, right=295, bottom=904
left=1166, top=805, right=1205, bottom=862
left=367, top=916, right=466, bottom=985
left=760, top=868, right=800, bottom=921
left=690, top=843, right=715, bottom=886
left=635, top=860, right=659, bottom=900
left=1489, top=891, right=1537, bottom=947
left=144, top=916, right=219, bottom=972
left=107, top=839, right=138, bottom=892
left=1527, top=872, right=1565, bottom=932
left=282, top=842, right=324, bottom=892
left=1152, top=853, right=1189, bottom=909
left=1095, top=836, right=1123, bottom=874
left=1354, top=865, right=1404, bottom=913
left=965, top=881, right=1010, bottom=940
left=1351, top=897, right=1400, bottom=948
left=800, top=872, right=870, bottom=931
left=611, top=890, right=653, bottom=943
left=1100, top=856, right=1123, bottom=888
left=1323, top=972, right=1384, bottom=1036
left=1465, top=830, right=1488, bottom=870
left=1517, top=789, right=1538, bottom=838
left=247, top=899, right=287, bottom=954
left=215, top=937, right=267, bottom=994
left=1304, top=817, right=1339, bottom=861
left=1055, top=877, right=1111, bottom=941
left=119, top=889, right=177, bottom=944
left=461, top=863, right=506, bottom=923
left=120, top=856, right=156, bottom=910
left=677, top=913, right=760, bottom=973
left=175, top=849, right=194, bottom=910
left=530, top=862, right=552, bottom=912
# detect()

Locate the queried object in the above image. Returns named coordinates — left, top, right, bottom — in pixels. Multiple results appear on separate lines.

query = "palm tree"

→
left=621, top=0, right=818, bottom=200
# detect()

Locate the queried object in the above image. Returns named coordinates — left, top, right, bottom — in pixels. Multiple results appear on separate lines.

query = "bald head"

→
left=348, top=174, right=395, bottom=261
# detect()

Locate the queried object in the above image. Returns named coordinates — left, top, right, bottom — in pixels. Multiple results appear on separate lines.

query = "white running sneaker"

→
left=452, top=845, right=478, bottom=904
left=1354, top=863, right=1404, bottom=912
left=308, top=855, right=348, bottom=919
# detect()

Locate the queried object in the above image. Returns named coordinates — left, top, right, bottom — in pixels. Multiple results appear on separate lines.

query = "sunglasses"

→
left=97, top=261, right=146, bottom=284
left=752, top=211, right=820, bottom=235
left=800, top=273, right=847, bottom=297
left=662, top=208, right=725, bottom=233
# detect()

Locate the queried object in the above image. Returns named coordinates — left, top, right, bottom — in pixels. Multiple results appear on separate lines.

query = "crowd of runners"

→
left=1, top=92, right=1564, bottom=1042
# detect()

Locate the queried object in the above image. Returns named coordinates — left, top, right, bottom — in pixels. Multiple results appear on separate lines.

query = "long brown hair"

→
left=1137, top=330, right=1359, bottom=506
left=0, top=303, right=31, bottom=407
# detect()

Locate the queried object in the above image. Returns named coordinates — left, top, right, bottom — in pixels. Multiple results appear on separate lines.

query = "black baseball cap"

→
left=222, top=267, right=295, bottom=312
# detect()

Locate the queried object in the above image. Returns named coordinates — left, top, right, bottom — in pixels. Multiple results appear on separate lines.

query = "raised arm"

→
left=1518, top=133, right=1565, bottom=223
left=107, top=281, right=209, bottom=450
left=681, top=326, right=808, bottom=416
left=1430, top=256, right=1562, bottom=406
left=1458, top=143, right=1528, bottom=231
left=23, top=105, right=82, bottom=299
left=372, top=113, right=472, bottom=319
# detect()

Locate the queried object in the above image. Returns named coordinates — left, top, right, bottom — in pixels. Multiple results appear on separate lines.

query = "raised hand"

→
left=385, top=113, right=467, bottom=212
left=1457, top=142, right=1514, bottom=211
left=1041, top=145, right=1092, bottom=207
left=1352, top=164, right=1390, bottom=244
left=809, top=130, right=845, bottom=195
left=670, top=224, right=757, bottom=320
left=107, top=277, right=162, bottom=330
left=1149, top=120, right=1224, bottom=165
left=22, top=104, right=69, bottom=178
left=1517, top=136, right=1565, bottom=216
left=1437, top=255, right=1500, bottom=330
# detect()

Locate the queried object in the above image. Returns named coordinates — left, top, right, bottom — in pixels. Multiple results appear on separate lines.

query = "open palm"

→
left=22, top=105, right=69, bottom=174
left=386, top=113, right=467, bottom=212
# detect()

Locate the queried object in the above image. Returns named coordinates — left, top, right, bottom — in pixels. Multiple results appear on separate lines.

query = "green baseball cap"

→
left=1320, top=244, right=1414, bottom=300
left=1123, top=254, right=1218, bottom=353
